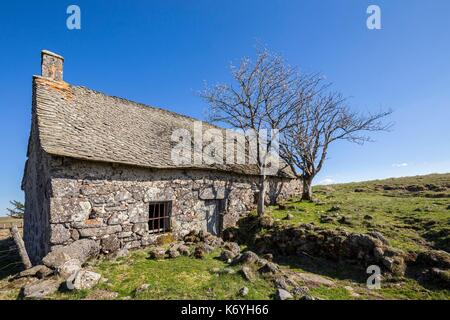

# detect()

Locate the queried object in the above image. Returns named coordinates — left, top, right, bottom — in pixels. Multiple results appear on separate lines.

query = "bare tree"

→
left=200, top=49, right=313, bottom=216
left=281, top=85, right=392, bottom=201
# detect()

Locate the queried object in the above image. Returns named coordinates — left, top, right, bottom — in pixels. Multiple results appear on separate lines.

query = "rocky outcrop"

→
left=42, top=239, right=100, bottom=269
left=237, top=220, right=408, bottom=276
left=22, top=279, right=60, bottom=300
left=66, top=270, right=102, bottom=290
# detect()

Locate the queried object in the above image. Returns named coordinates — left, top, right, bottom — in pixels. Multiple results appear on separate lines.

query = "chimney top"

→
left=41, top=50, right=64, bottom=81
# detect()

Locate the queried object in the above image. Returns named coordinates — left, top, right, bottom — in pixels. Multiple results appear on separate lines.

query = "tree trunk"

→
left=301, top=175, right=313, bottom=201
left=257, top=175, right=266, bottom=216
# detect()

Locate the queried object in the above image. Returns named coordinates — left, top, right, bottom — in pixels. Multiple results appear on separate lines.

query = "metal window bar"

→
left=148, top=201, right=172, bottom=234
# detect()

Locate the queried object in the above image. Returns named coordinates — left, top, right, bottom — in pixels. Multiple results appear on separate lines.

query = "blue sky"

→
left=0, top=0, right=449, bottom=215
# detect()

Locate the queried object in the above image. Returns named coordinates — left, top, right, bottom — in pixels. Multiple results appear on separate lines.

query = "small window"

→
left=148, top=201, right=172, bottom=234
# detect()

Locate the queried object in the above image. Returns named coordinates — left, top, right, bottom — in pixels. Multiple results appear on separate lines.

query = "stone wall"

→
left=27, top=156, right=300, bottom=262
left=22, top=107, right=53, bottom=264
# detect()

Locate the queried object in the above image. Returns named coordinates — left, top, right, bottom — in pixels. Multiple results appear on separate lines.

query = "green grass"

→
left=53, top=249, right=275, bottom=300
left=1, top=173, right=449, bottom=300
left=271, top=173, right=450, bottom=253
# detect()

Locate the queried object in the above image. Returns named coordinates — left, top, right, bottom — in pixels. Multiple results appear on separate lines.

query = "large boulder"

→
left=235, top=251, right=259, bottom=265
left=425, top=268, right=450, bottom=289
left=276, top=288, right=293, bottom=300
left=57, top=259, right=82, bottom=279
left=66, top=270, right=102, bottom=290
left=148, top=247, right=166, bottom=260
left=220, top=250, right=237, bottom=263
left=240, top=266, right=256, bottom=282
left=193, top=245, right=207, bottom=259
left=42, top=239, right=100, bottom=269
left=177, top=244, right=190, bottom=256
left=18, top=265, right=53, bottom=279
left=22, top=279, right=60, bottom=299
left=416, top=250, right=450, bottom=269
left=258, top=262, right=280, bottom=275
left=223, top=242, right=241, bottom=256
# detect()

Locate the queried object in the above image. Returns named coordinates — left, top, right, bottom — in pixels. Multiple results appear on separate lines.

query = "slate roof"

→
left=32, top=76, right=295, bottom=178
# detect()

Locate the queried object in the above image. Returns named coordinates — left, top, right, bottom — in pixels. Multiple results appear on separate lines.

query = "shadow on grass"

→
left=274, top=253, right=369, bottom=284
left=231, top=215, right=369, bottom=284
left=0, top=237, right=23, bottom=280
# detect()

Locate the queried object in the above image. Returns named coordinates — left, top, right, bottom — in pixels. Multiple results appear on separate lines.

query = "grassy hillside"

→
left=0, top=173, right=449, bottom=300
left=271, top=173, right=450, bottom=253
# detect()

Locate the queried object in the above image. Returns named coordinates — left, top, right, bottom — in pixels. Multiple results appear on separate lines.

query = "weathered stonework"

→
left=24, top=155, right=300, bottom=264
left=22, top=50, right=302, bottom=264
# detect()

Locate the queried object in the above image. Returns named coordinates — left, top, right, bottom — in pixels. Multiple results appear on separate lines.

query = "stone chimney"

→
left=41, top=50, right=64, bottom=81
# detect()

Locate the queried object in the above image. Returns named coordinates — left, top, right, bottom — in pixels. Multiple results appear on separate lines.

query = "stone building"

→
left=22, top=50, right=301, bottom=264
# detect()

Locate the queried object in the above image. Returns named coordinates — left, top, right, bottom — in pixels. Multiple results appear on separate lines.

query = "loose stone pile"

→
left=232, top=218, right=409, bottom=276
left=17, top=239, right=106, bottom=299
left=225, top=216, right=450, bottom=288
left=146, top=230, right=316, bottom=300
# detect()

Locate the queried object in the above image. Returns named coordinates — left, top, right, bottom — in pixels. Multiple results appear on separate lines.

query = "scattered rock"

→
left=320, top=215, right=335, bottom=223
left=258, top=262, right=279, bottom=275
left=276, top=288, right=293, bottom=300
left=238, top=287, right=249, bottom=297
left=262, top=253, right=273, bottom=261
left=381, top=255, right=406, bottom=276
left=363, top=214, right=373, bottom=220
left=22, top=279, right=60, bottom=299
left=354, top=188, right=365, bottom=193
left=222, top=227, right=239, bottom=242
left=284, top=214, right=294, bottom=220
left=18, top=265, right=51, bottom=279
left=292, top=286, right=310, bottom=297
left=167, top=248, right=180, bottom=259
left=236, top=251, right=259, bottom=265
left=273, top=276, right=290, bottom=290
left=344, top=285, right=360, bottom=297
left=426, top=268, right=450, bottom=289
left=36, top=266, right=54, bottom=279
left=416, top=250, right=450, bottom=269
left=135, top=283, right=150, bottom=294
left=57, top=259, right=82, bottom=279
left=66, top=270, right=101, bottom=290
left=220, top=250, right=236, bottom=262
left=148, top=247, right=166, bottom=260
left=240, top=266, right=256, bottom=282
left=223, top=242, right=241, bottom=256
left=193, top=245, right=207, bottom=259
left=177, top=244, right=190, bottom=256
left=295, top=273, right=335, bottom=287
left=337, top=216, right=353, bottom=226
left=368, top=231, right=389, bottom=245
left=42, top=239, right=100, bottom=269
